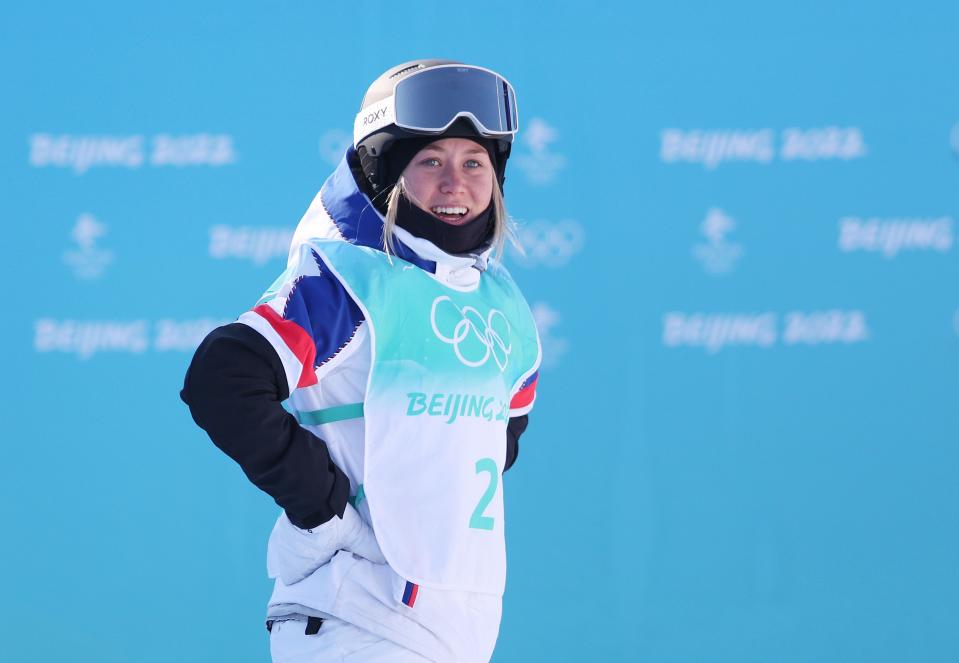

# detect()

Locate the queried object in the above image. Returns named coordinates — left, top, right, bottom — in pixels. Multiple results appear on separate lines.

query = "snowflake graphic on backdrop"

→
left=63, top=213, right=114, bottom=280
left=691, top=207, right=744, bottom=275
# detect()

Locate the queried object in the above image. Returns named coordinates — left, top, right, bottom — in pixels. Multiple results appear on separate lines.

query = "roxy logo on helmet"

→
left=363, top=107, right=390, bottom=126
left=430, top=296, right=511, bottom=371
left=354, top=99, right=395, bottom=146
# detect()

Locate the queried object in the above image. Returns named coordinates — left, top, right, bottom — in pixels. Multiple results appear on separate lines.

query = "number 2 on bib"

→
left=469, top=458, right=498, bottom=530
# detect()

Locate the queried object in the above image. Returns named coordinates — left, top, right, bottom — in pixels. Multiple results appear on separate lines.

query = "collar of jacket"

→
left=393, top=225, right=491, bottom=289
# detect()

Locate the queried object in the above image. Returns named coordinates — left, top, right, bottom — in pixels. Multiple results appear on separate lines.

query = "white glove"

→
left=266, top=503, right=386, bottom=586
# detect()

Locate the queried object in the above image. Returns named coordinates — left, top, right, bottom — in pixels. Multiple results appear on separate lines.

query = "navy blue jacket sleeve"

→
left=505, top=414, right=526, bottom=472
left=181, top=323, right=350, bottom=529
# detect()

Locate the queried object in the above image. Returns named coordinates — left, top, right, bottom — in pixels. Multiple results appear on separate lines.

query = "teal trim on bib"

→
left=348, top=484, right=366, bottom=508
left=315, top=241, right=539, bottom=389
left=297, top=402, right=365, bottom=425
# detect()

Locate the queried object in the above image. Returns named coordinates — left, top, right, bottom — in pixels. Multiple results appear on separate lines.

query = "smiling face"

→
left=400, top=138, right=495, bottom=226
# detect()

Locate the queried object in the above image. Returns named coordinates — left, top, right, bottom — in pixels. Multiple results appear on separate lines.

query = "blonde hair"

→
left=382, top=173, right=518, bottom=261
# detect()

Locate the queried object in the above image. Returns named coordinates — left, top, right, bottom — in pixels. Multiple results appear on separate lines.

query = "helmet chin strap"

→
left=395, top=194, right=494, bottom=255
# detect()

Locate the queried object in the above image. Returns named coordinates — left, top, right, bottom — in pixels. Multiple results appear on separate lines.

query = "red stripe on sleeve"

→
left=253, top=304, right=318, bottom=388
left=407, top=583, right=419, bottom=607
left=510, top=375, right=538, bottom=410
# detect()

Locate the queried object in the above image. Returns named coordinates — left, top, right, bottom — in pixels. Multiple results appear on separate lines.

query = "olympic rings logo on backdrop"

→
left=511, top=219, right=585, bottom=268
left=430, top=296, right=512, bottom=372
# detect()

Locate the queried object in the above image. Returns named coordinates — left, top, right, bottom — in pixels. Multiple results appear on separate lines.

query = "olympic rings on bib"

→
left=430, top=296, right=512, bottom=372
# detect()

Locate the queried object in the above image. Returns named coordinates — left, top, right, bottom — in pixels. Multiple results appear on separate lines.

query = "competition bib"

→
left=312, top=240, right=540, bottom=594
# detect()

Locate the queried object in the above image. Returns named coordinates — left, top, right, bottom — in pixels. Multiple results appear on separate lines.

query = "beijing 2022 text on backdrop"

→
left=2, top=2, right=957, bottom=661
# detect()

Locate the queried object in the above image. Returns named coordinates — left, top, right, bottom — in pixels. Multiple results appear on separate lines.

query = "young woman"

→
left=182, top=60, right=541, bottom=662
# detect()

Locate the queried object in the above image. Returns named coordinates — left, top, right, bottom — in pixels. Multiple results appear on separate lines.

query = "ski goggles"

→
left=353, top=64, right=519, bottom=147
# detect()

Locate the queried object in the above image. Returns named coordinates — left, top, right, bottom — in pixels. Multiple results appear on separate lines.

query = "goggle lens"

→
left=393, top=66, right=518, bottom=136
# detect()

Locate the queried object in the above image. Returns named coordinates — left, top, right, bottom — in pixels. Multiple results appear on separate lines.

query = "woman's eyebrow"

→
left=419, top=146, right=487, bottom=155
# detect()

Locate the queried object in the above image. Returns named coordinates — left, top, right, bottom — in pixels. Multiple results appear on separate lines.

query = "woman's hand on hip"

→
left=266, top=503, right=386, bottom=585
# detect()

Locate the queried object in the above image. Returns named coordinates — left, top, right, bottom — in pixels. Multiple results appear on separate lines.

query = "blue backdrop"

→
left=3, top=2, right=958, bottom=661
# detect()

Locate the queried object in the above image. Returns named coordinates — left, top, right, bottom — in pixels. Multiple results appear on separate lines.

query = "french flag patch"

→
left=402, top=581, right=419, bottom=607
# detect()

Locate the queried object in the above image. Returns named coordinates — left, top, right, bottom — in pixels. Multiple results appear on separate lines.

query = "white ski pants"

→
left=269, top=616, right=433, bottom=662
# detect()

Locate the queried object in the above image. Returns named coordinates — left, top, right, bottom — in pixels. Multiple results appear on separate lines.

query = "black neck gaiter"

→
left=395, top=195, right=494, bottom=255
